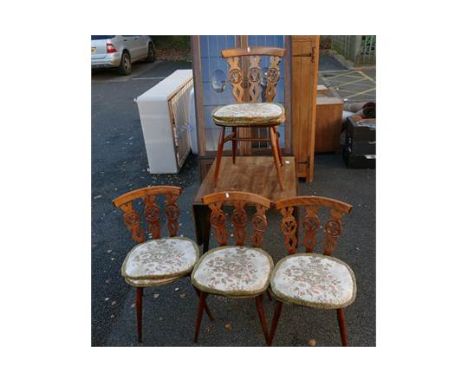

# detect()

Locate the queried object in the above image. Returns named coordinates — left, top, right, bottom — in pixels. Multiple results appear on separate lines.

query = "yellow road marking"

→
left=334, top=77, right=367, bottom=87
left=347, top=87, right=376, bottom=99
left=358, top=71, right=376, bottom=84
left=319, top=69, right=376, bottom=100
left=322, top=71, right=356, bottom=80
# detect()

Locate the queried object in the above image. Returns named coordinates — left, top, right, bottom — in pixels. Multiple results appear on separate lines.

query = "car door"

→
left=122, top=35, right=139, bottom=61
left=132, top=35, right=147, bottom=60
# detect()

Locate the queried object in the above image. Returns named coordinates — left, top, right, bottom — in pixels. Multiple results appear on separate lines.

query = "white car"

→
left=91, top=35, right=155, bottom=75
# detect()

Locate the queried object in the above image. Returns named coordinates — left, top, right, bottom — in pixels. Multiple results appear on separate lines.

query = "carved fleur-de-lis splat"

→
left=209, top=201, right=228, bottom=246
left=303, top=206, right=320, bottom=253
left=280, top=206, right=298, bottom=254
left=248, top=55, right=261, bottom=102
left=165, top=193, right=180, bottom=237
left=121, top=201, right=145, bottom=243
left=227, top=57, right=244, bottom=103
left=324, top=209, right=345, bottom=256
left=265, top=56, right=281, bottom=102
left=144, top=194, right=160, bottom=239
left=252, top=205, right=268, bottom=248
left=232, top=200, right=248, bottom=245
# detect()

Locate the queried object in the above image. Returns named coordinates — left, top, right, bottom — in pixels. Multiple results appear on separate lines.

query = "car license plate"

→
left=91, top=47, right=96, bottom=53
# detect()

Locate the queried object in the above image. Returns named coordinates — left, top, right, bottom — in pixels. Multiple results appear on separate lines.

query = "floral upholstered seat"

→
left=124, top=275, right=180, bottom=288
left=212, top=103, right=285, bottom=127
left=191, top=246, right=273, bottom=297
left=121, top=237, right=199, bottom=284
left=270, top=253, right=357, bottom=309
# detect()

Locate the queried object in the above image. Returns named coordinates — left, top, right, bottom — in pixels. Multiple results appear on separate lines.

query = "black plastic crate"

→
left=343, top=116, right=376, bottom=169
left=346, top=116, right=376, bottom=142
left=343, top=151, right=376, bottom=169
left=344, top=135, right=376, bottom=155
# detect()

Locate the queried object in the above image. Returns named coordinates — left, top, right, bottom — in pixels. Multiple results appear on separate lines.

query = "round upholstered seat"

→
left=124, top=275, right=180, bottom=288
left=121, top=237, right=199, bottom=285
left=212, top=102, right=285, bottom=127
left=270, top=253, right=357, bottom=309
left=191, top=246, right=273, bottom=297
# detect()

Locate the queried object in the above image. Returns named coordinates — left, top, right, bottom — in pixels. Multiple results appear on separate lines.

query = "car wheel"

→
left=146, top=43, right=156, bottom=62
left=119, top=51, right=131, bottom=75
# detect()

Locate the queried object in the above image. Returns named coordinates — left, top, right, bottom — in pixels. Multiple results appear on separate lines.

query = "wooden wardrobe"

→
left=291, top=35, right=320, bottom=182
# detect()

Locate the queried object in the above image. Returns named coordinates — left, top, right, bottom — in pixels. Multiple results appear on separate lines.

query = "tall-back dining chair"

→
left=212, top=47, right=286, bottom=190
left=268, top=196, right=355, bottom=346
left=191, top=191, right=273, bottom=344
left=113, top=185, right=213, bottom=343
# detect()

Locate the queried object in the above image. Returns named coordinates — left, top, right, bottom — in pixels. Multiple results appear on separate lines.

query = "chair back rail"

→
left=221, top=47, right=285, bottom=103
left=201, top=191, right=272, bottom=248
left=274, top=196, right=352, bottom=256
left=113, top=186, right=182, bottom=243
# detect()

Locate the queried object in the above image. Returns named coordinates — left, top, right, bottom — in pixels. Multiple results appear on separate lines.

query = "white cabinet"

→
left=136, top=69, right=192, bottom=174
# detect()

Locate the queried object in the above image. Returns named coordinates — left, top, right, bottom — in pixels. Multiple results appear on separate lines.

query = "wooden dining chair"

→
left=212, top=47, right=286, bottom=190
left=113, top=185, right=213, bottom=343
left=191, top=191, right=273, bottom=344
left=268, top=196, right=355, bottom=346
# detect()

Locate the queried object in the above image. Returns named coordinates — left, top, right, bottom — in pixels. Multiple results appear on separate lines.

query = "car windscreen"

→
left=91, top=35, right=115, bottom=40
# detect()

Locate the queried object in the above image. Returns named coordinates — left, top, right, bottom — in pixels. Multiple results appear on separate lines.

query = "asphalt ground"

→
left=91, top=57, right=375, bottom=346
left=319, top=52, right=376, bottom=103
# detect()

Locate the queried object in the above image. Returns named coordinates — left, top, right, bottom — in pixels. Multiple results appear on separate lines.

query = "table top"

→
left=194, top=156, right=297, bottom=204
left=317, top=86, right=343, bottom=105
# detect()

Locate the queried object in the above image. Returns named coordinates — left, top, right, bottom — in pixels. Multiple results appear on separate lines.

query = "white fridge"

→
left=136, top=69, right=193, bottom=174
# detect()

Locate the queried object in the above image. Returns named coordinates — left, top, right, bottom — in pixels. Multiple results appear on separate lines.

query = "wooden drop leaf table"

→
left=193, top=156, right=298, bottom=253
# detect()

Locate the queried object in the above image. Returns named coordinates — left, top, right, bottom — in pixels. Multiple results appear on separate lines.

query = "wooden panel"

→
left=221, top=47, right=285, bottom=58
left=194, top=156, right=297, bottom=204
left=291, top=36, right=319, bottom=182
left=315, top=98, right=343, bottom=152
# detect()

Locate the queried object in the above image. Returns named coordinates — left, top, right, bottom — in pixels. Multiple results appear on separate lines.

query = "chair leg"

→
left=232, top=127, right=237, bottom=164
left=194, top=291, right=207, bottom=343
left=337, top=308, right=349, bottom=346
left=276, top=130, right=283, bottom=166
left=213, top=126, right=226, bottom=185
left=255, top=294, right=270, bottom=345
left=193, top=286, right=214, bottom=321
left=269, top=127, right=284, bottom=190
left=268, top=300, right=283, bottom=346
left=136, top=287, right=143, bottom=343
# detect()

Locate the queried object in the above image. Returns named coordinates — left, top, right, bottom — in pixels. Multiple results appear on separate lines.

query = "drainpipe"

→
left=352, top=35, right=362, bottom=65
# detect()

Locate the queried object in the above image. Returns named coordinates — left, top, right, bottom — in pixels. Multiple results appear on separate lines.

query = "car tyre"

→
left=119, top=51, right=132, bottom=75
left=146, top=43, right=156, bottom=62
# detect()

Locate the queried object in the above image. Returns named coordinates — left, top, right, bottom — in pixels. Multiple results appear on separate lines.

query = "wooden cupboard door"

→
left=315, top=100, right=344, bottom=152
left=292, top=36, right=319, bottom=182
